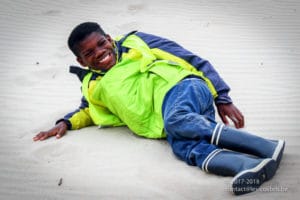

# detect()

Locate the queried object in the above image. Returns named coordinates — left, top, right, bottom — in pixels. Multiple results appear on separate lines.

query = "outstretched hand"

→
left=216, top=103, right=244, bottom=129
left=33, top=121, right=68, bottom=141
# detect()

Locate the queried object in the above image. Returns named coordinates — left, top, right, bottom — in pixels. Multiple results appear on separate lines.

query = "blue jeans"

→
left=162, top=78, right=219, bottom=166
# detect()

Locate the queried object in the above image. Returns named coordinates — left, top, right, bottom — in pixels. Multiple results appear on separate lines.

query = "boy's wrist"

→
left=55, top=119, right=72, bottom=130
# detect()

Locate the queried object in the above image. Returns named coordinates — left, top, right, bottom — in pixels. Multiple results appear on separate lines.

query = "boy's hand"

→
left=33, top=121, right=68, bottom=141
left=216, top=103, right=244, bottom=129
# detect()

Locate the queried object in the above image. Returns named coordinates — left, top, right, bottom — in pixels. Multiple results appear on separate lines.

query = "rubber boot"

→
left=202, top=149, right=277, bottom=195
left=211, top=124, right=285, bottom=168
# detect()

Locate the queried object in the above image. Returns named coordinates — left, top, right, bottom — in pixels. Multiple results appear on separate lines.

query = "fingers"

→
left=33, top=122, right=68, bottom=142
left=234, top=108, right=244, bottom=128
left=33, top=128, right=59, bottom=141
left=56, top=127, right=66, bottom=139
left=229, top=111, right=244, bottom=129
left=219, top=112, right=229, bottom=126
left=231, top=116, right=240, bottom=129
left=33, top=134, right=40, bottom=141
left=217, top=103, right=245, bottom=129
left=237, top=113, right=244, bottom=128
left=33, top=131, right=50, bottom=141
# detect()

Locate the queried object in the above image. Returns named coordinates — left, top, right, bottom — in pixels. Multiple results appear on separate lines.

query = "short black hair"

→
left=68, top=22, right=106, bottom=57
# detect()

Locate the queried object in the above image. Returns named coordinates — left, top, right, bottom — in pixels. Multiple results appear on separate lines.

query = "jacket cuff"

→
left=214, top=93, right=233, bottom=105
left=55, top=119, right=72, bottom=130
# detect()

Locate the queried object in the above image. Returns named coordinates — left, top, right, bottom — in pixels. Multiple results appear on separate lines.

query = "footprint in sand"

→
left=41, top=10, right=61, bottom=16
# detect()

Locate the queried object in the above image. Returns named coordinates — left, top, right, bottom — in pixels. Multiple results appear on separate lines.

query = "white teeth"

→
left=99, top=54, right=110, bottom=64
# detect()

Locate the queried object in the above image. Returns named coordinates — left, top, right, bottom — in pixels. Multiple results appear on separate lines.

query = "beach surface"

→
left=0, top=0, right=299, bottom=199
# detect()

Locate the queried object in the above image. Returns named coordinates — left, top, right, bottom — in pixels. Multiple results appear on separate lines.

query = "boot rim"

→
left=201, top=149, right=223, bottom=172
left=272, top=140, right=285, bottom=160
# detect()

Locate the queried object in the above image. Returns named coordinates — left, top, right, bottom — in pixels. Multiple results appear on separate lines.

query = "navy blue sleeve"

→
left=135, top=32, right=232, bottom=104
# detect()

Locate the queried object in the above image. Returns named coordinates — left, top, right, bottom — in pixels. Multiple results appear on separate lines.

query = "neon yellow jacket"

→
left=57, top=31, right=232, bottom=138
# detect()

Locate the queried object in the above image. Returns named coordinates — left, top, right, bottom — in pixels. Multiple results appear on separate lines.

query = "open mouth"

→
left=97, top=52, right=111, bottom=65
left=98, top=53, right=110, bottom=65
left=96, top=52, right=115, bottom=70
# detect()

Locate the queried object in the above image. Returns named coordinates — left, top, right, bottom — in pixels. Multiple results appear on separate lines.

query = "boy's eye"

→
left=98, top=40, right=106, bottom=46
left=84, top=51, right=93, bottom=57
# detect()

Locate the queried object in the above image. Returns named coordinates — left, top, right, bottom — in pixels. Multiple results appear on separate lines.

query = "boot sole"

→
left=231, top=158, right=277, bottom=195
left=271, top=140, right=285, bottom=169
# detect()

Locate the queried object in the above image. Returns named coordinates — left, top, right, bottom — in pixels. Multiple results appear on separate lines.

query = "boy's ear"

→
left=77, top=57, right=86, bottom=67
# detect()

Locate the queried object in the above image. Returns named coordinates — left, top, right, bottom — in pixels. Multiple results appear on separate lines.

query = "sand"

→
left=0, top=0, right=299, bottom=199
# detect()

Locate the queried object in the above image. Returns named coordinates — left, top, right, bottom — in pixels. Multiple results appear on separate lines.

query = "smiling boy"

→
left=34, top=22, right=284, bottom=195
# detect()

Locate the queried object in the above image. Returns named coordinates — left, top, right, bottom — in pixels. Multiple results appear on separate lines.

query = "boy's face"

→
left=76, top=32, right=116, bottom=71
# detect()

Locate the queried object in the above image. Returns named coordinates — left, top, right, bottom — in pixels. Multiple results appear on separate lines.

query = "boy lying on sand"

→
left=34, top=22, right=285, bottom=195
